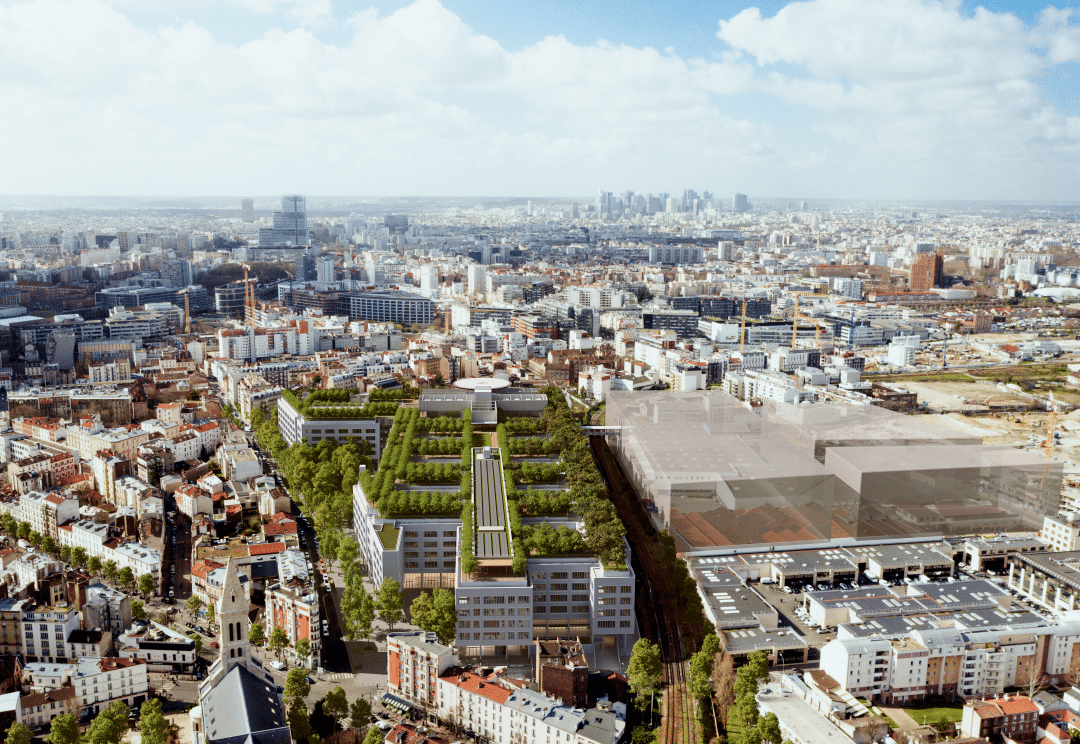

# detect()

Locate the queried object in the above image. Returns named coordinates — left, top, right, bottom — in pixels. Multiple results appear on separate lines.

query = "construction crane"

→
left=180, top=289, right=191, bottom=335
left=790, top=291, right=816, bottom=348
left=740, top=299, right=747, bottom=352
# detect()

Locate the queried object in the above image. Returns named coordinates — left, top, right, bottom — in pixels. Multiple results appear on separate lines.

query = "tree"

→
left=268, top=626, right=290, bottom=659
left=287, top=701, right=312, bottom=742
left=1024, top=660, right=1045, bottom=699
left=409, top=587, right=456, bottom=645
left=29, top=531, right=42, bottom=549
left=87, top=555, right=102, bottom=574
left=103, top=559, right=117, bottom=584
left=189, top=632, right=203, bottom=655
left=627, top=638, right=663, bottom=705
left=295, top=637, right=311, bottom=667
left=46, top=712, right=80, bottom=744
left=375, top=577, right=404, bottom=631
left=323, top=686, right=349, bottom=730
left=285, top=667, right=311, bottom=702
left=0, top=513, right=15, bottom=537
left=59, top=545, right=71, bottom=564
left=138, top=698, right=168, bottom=744
left=362, top=727, right=384, bottom=744
left=117, top=566, right=135, bottom=590
left=85, top=715, right=121, bottom=744
left=206, top=602, right=216, bottom=626
left=349, top=697, right=372, bottom=734
left=757, top=712, right=782, bottom=744
left=187, top=596, right=203, bottom=615
left=71, top=547, right=88, bottom=567
left=249, top=621, right=265, bottom=646
left=729, top=694, right=760, bottom=736
left=16, top=521, right=30, bottom=541
left=712, top=650, right=737, bottom=726
left=139, top=573, right=155, bottom=597
left=131, top=600, right=147, bottom=621
left=5, top=723, right=31, bottom=744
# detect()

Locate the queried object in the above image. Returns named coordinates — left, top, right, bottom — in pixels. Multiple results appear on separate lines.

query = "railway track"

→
left=591, top=437, right=698, bottom=744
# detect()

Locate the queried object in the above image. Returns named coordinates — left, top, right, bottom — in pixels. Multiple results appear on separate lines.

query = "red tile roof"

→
left=438, top=670, right=513, bottom=704
left=248, top=542, right=286, bottom=556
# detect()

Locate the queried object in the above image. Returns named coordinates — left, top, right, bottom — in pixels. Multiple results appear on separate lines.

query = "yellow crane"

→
left=181, top=289, right=191, bottom=335
left=740, top=299, right=747, bottom=352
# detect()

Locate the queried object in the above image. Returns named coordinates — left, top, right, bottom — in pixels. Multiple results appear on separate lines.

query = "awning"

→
left=381, top=693, right=413, bottom=713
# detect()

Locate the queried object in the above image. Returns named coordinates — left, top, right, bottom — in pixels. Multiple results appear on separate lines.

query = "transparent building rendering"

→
left=606, top=391, right=1061, bottom=549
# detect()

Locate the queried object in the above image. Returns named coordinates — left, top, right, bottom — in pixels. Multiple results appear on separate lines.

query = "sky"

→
left=1, top=0, right=1079, bottom=200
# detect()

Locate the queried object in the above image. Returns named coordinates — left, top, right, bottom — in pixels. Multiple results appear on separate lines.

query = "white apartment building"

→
left=21, top=603, right=81, bottom=663
left=1042, top=514, right=1080, bottom=552
left=23, top=657, right=149, bottom=716
left=58, top=521, right=161, bottom=583
left=19, top=490, right=79, bottom=539
left=117, top=621, right=198, bottom=673
left=436, top=669, right=626, bottom=744
left=65, top=420, right=149, bottom=461
left=820, top=619, right=1080, bottom=704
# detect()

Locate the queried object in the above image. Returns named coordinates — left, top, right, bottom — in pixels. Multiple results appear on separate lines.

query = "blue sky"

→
left=0, top=0, right=1078, bottom=199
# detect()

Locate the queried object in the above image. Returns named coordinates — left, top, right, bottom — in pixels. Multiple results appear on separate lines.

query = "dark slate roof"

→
left=202, top=663, right=290, bottom=744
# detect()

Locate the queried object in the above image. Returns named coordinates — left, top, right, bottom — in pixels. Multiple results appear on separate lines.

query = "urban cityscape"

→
left=2, top=1, right=1080, bottom=744
left=0, top=189, right=1076, bottom=744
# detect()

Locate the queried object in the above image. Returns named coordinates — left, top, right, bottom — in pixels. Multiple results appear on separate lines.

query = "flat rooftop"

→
left=474, top=454, right=510, bottom=560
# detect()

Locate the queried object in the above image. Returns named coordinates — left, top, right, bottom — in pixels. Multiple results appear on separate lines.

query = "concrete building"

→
left=387, top=631, right=454, bottom=711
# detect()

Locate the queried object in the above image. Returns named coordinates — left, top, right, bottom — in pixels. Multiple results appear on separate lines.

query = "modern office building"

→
left=258, top=195, right=308, bottom=246
left=647, top=245, right=704, bottom=265
left=344, top=291, right=435, bottom=326
left=240, top=198, right=254, bottom=222
left=275, top=394, right=384, bottom=458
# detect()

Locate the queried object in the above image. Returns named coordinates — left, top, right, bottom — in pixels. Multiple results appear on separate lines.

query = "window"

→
left=552, top=572, right=567, bottom=580
left=620, top=586, right=632, bottom=593
left=550, top=606, right=567, bottom=614
left=572, top=605, right=589, bottom=613
left=572, top=572, right=588, bottom=579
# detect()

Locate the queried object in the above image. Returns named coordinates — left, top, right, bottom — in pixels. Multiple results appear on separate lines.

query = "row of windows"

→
left=406, top=531, right=457, bottom=538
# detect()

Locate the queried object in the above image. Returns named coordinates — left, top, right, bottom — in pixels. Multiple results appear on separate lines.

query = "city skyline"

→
left=1, top=0, right=1078, bottom=199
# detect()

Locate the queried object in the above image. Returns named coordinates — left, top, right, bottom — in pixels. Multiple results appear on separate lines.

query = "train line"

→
left=591, top=437, right=699, bottom=744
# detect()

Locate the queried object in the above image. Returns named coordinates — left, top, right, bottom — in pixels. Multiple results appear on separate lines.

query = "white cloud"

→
left=0, top=0, right=1075, bottom=198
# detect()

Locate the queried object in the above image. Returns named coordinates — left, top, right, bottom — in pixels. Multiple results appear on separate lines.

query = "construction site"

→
left=605, top=390, right=1064, bottom=551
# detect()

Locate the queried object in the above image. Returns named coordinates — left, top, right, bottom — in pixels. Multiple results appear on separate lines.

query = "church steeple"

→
left=217, top=558, right=250, bottom=676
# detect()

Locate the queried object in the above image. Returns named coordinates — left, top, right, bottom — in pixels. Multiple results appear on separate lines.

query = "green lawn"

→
left=902, top=704, right=963, bottom=727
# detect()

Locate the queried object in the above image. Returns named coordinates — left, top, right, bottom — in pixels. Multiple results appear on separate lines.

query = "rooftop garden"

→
left=496, top=389, right=627, bottom=569
left=359, top=407, right=475, bottom=518
left=280, top=388, right=399, bottom=420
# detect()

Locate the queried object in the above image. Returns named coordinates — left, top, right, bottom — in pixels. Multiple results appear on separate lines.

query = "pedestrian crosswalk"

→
left=324, top=672, right=353, bottom=680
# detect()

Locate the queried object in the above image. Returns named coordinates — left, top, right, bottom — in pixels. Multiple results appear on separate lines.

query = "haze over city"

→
left=1, top=0, right=1079, bottom=200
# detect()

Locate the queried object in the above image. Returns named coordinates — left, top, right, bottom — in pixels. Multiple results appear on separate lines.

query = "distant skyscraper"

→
left=316, top=256, right=335, bottom=283
left=259, top=195, right=309, bottom=246
left=419, top=266, right=439, bottom=297
left=294, top=250, right=317, bottom=282
left=467, top=265, right=487, bottom=297
left=733, top=193, right=749, bottom=213
left=241, top=198, right=254, bottom=222
left=116, top=231, right=133, bottom=252
left=161, top=259, right=193, bottom=288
